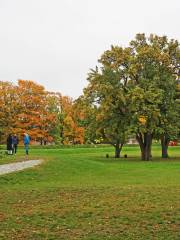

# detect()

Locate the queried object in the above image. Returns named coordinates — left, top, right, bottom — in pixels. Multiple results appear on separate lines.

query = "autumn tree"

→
left=45, top=92, right=64, bottom=144
left=129, top=34, right=179, bottom=159
left=72, top=98, right=85, bottom=144
left=83, top=33, right=179, bottom=160
left=84, top=48, right=132, bottom=157
left=0, top=81, right=19, bottom=142
left=0, top=80, right=84, bottom=145
left=46, top=92, right=85, bottom=145
left=151, top=35, right=179, bottom=158
left=16, top=80, right=55, bottom=143
left=61, top=96, right=84, bottom=145
left=73, top=95, right=97, bottom=144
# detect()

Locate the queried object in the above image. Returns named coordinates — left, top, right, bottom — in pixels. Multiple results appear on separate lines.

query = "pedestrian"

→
left=23, top=133, right=30, bottom=156
left=7, top=134, right=13, bottom=155
left=12, top=134, right=19, bottom=154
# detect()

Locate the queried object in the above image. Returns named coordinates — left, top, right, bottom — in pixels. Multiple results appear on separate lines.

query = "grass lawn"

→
left=0, top=145, right=180, bottom=239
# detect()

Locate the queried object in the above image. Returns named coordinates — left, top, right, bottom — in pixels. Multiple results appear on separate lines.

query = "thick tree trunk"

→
left=136, top=132, right=153, bottom=161
left=114, top=141, right=123, bottom=158
left=115, top=145, right=121, bottom=158
left=161, top=135, right=170, bottom=158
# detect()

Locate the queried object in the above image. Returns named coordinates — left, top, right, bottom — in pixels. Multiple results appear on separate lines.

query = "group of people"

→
left=7, top=133, right=30, bottom=155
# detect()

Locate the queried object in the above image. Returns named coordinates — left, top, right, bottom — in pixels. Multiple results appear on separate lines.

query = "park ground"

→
left=0, top=145, right=180, bottom=240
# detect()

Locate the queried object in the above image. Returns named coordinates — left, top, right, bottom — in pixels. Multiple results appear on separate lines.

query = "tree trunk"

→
left=115, top=145, right=120, bottom=158
left=60, top=127, right=64, bottom=145
left=114, top=141, right=123, bottom=158
left=136, top=132, right=153, bottom=161
left=161, top=135, right=170, bottom=158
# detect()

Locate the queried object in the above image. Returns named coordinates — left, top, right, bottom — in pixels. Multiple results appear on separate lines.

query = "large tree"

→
left=84, top=33, right=179, bottom=160
left=84, top=50, right=132, bottom=157
left=149, top=35, right=179, bottom=158
left=128, top=34, right=179, bottom=160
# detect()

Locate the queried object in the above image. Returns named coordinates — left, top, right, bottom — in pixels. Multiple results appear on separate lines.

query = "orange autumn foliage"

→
left=60, top=96, right=84, bottom=144
left=0, top=80, right=85, bottom=145
left=15, top=80, right=57, bottom=143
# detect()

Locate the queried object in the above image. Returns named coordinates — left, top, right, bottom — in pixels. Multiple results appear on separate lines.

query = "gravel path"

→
left=0, top=160, right=43, bottom=176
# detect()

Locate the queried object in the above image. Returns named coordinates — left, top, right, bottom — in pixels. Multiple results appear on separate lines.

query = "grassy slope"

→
left=0, top=146, right=180, bottom=239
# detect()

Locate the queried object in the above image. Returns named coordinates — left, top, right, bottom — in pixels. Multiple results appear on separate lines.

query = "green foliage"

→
left=83, top=33, right=180, bottom=160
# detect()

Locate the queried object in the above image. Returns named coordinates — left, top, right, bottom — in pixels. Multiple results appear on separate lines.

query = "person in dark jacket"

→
left=7, top=134, right=13, bottom=155
left=12, top=134, right=19, bottom=154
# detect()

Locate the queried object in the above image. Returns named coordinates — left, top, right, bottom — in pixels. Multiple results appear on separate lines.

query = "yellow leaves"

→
left=176, top=83, right=180, bottom=91
left=18, top=80, right=45, bottom=93
left=64, top=115, right=75, bottom=129
left=62, top=99, right=85, bottom=144
left=138, top=115, right=147, bottom=125
left=96, top=113, right=105, bottom=122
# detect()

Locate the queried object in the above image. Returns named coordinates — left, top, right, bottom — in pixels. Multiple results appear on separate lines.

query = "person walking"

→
left=23, top=133, right=30, bottom=156
left=7, top=134, right=13, bottom=155
left=12, top=134, right=19, bottom=154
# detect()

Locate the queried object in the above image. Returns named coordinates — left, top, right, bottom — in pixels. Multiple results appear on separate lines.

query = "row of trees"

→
left=0, top=34, right=179, bottom=160
left=80, top=34, right=180, bottom=160
left=0, top=80, right=84, bottom=145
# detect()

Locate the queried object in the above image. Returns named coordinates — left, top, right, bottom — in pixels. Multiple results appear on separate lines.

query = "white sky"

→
left=0, top=0, right=179, bottom=98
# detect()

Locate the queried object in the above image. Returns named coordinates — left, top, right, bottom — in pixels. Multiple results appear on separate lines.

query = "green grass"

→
left=0, top=145, right=180, bottom=239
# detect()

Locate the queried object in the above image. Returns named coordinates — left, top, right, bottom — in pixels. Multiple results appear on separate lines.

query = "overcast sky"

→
left=0, top=0, right=179, bottom=98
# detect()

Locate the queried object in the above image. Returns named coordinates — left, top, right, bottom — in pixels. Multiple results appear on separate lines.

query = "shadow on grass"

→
left=94, top=156, right=180, bottom=164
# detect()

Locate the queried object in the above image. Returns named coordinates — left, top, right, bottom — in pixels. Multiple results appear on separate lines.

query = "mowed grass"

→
left=0, top=145, right=180, bottom=239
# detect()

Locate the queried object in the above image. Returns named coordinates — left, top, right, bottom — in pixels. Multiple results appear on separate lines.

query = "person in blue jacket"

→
left=23, top=133, right=30, bottom=155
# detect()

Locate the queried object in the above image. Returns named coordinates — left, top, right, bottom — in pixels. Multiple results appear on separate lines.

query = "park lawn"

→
left=0, top=146, right=180, bottom=239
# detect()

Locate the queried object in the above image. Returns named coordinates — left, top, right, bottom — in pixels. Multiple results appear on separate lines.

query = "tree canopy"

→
left=83, top=33, right=180, bottom=160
